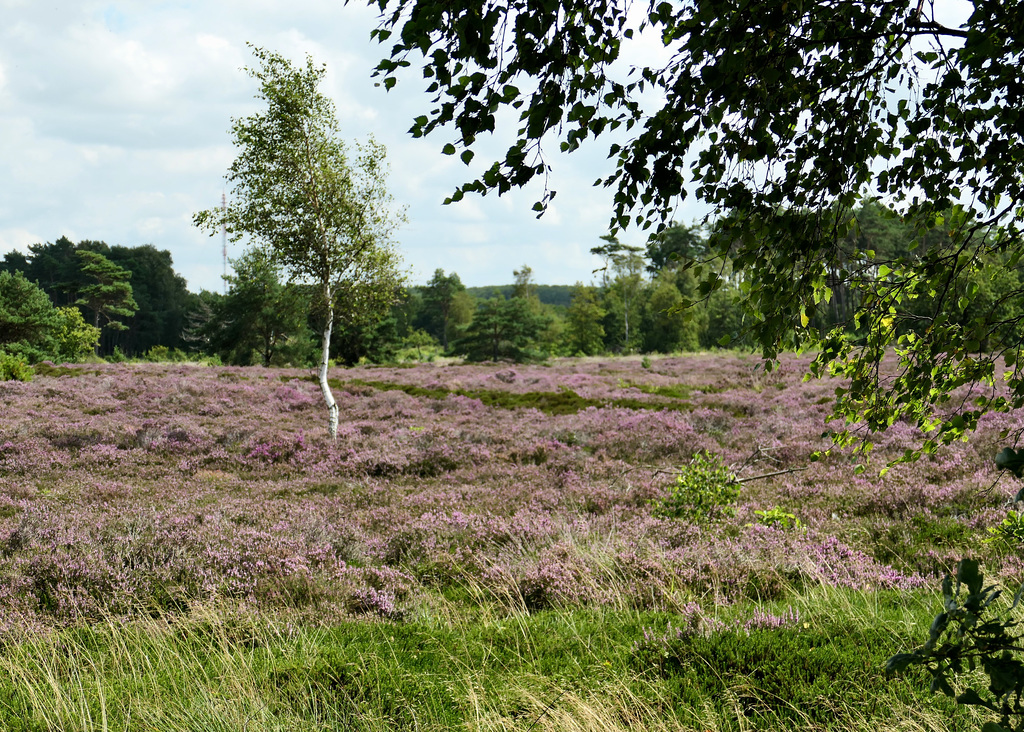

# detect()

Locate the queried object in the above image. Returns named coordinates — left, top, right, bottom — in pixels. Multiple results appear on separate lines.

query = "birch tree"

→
left=195, top=45, right=405, bottom=438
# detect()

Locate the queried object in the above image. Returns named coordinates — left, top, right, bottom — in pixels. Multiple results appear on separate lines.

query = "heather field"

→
left=0, top=353, right=1020, bottom=730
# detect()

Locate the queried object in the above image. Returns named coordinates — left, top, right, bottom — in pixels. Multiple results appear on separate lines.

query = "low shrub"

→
left=985, top=509, right=1024, bottom=546
left=652, top=451, right=740, bottom=522
left=751, top=506, right=802, bottom=530
left=636, top=621, right=949, bottom=728
left=0, top=352, right=33, bottom=382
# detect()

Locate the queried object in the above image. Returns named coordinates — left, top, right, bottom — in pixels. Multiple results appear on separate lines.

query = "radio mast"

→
left=221, top=192, right=227, bottom=293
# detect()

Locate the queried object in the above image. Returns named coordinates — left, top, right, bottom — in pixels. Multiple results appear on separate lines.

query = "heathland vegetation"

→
left=4, top=1, right=1024, bottom=727
left=0, top=354, right=1017, bottom=729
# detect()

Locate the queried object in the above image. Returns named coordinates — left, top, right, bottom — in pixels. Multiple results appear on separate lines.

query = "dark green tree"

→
left=453, top=292, right=546, bottom=362
left=331, top=296, right=406, bottom=365
left=0, top=251, right=29, bottom=276
left=210, top=248, right=314, bottom=367
left=20, top=237, right=83, bottom=307
left=646, top=222, right=706, bottom=274
left=74, top=250, right=138, bottom=338
left=642, top=273, right=702, bottom=354
left=565, top=283, right=605, bottom=356
left=0, top=272, right=100, bottom=363
left=4, top=238, right=193, bottom=355
left=330, top=277, right=408, bottom=364
left=104, top=244, right=191, bottom=355
left=701, top=285, right=747, bottom=350
left=0, top=271, right=59, bottom=362
left=419, top=269, right=468, bottom=350
left=180, top=290, right=221, bottom=356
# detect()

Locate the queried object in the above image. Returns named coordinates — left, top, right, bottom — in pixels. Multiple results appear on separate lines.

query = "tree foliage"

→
left=51, top=307, right=102, bottom=363
left=565, top=283, right=605, bottom=356
left=365, top=0, right=1024, bottom=457
left=420, top=268, right=468, bottom=350
left=0, top=271, right=61, bottom=363
left=103, top=244, right=191, bottom=355
left=0, top=271, right=99, bottom=363
left=3, top=238, right=190, bottom=356
left=453, top=292, right=546, bottom=362
left=646, top=222, right=706, bottom=274
left=210, top=248, right=314, bottom=367
left=75, top=250, right=138, bottom=335
left=887, top=559, right=1024, bottom=732
left=195, top=45, right=406, bottom=437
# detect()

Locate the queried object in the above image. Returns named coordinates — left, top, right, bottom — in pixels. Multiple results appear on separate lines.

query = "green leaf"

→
left=930, top=673, right=955, bottom=697
left=956, top=689, right=996, bottom=710
left=885, top=653, right=918, bottom=674
left=442, top=143, right=457, bottom=155
left=995, top=448, right=1024, bottom=478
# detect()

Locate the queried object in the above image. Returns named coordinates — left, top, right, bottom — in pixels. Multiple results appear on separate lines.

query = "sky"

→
left=0, top=1, right=974, bottom=294
left=0, top=0, right=706, bottom=293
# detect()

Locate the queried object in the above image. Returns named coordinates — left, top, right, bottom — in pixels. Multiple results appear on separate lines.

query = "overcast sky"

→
left=0, top=0, right=709, bottom=292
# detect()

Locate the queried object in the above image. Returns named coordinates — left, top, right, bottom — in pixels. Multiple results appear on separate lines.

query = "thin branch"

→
left=735, top=466, right=809, bottom=484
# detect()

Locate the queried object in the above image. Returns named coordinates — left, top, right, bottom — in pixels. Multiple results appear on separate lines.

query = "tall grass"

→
left=0, top=581, right=987, bottom=731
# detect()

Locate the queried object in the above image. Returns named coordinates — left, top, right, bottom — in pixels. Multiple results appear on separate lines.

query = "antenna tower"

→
left=221, top=192, right=227, bottom=293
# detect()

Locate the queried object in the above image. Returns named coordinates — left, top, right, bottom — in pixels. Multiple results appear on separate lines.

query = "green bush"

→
left=52, top=306, right=100, bottom=362
left=0, top=352, right=33, bottom=381
left=751, top=506, right=802, bottom=530
left=144, top=345, right=189, bottom=363
left=888, top=558, right=1024, bottom=732
left=652, top=452, right=740, bottom=522
left=638, top=623, right=943, bottom=728
left=985, top=510, right=1024, bottom=546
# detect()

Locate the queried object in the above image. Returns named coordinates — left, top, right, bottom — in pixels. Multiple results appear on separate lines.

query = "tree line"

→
left=5, top=200, right=1016, bottom=368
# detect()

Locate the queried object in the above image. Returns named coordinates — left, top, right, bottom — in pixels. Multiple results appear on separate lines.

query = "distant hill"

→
left=465, top=284, right=574, bottom=307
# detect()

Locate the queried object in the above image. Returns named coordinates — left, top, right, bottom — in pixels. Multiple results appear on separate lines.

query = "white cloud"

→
left=0, top=0, right=686, bottom=291
left=0, top=228, right=41, bottom=255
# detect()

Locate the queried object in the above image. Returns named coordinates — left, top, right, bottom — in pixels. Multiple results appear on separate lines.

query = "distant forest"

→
left=465, top=285, right=572, bottom=308
left=4, top=202, right=1015, bottom=366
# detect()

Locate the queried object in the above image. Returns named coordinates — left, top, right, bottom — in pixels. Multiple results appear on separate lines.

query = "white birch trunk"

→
left=319, top=292, right=339, bottom=439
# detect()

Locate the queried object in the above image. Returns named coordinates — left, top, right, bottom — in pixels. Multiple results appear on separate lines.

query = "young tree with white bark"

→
left=195, top=45, right=405, bottom=438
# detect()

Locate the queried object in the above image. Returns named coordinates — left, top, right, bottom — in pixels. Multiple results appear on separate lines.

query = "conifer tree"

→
left=74, top=250, right=138, bottom=335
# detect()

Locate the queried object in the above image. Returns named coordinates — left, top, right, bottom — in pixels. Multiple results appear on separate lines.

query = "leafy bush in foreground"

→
left=888, top=559, right=1024, bottom=732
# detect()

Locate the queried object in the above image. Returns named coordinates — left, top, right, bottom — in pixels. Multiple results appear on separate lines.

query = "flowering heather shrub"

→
left=741, top=605, right=801, bottom=632
left=0, top=355, right=1014, bottom=630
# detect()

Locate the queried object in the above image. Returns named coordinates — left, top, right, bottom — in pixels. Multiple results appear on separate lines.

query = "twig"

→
left=525, top=689, right=567, bottom=732
left=735, top=466, right=809, bottom=484
left=610, top=461, right=807, bottom=489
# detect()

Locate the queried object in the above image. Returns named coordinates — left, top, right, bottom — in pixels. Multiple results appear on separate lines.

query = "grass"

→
left=338, top=378, right=696, bottom=415
left=0, top=582, right=987, bottom=731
